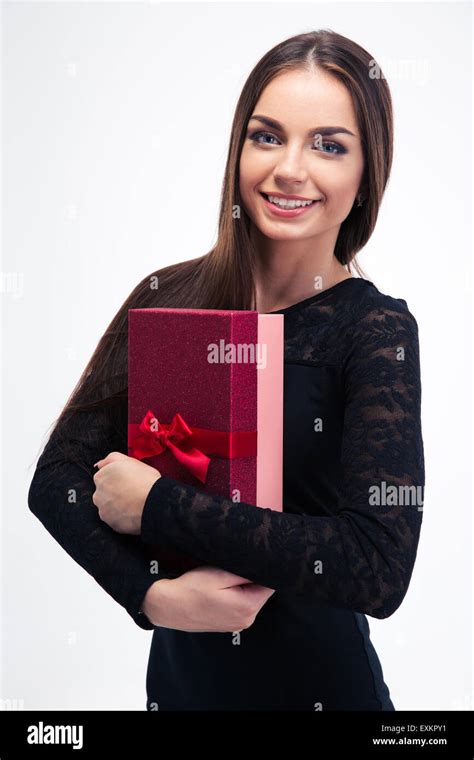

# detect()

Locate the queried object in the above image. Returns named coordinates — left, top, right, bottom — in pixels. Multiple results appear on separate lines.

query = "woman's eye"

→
left=249, top=130, right=280, bottom=145
left=314, top=140, right=346, bottom=155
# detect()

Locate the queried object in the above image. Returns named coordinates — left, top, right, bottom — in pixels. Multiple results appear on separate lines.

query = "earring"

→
left=356, top=194, right=364, bottom=207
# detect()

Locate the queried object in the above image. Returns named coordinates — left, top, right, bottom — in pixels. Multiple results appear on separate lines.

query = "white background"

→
left=2, top=1, right=472, bottom=710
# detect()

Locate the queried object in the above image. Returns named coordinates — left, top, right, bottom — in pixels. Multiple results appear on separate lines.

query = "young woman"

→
left=28, top=29, right=425, bottom=711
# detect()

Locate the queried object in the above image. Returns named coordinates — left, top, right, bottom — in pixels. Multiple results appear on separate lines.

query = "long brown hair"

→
left=36, top=29, right=393, bottom=466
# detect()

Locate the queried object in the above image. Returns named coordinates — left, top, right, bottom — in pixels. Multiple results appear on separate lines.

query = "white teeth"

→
left=266, top=194, right=316, bottom=208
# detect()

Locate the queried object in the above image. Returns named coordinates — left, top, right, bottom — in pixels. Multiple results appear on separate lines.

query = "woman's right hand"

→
left=141, top=565, right=275, bottom=632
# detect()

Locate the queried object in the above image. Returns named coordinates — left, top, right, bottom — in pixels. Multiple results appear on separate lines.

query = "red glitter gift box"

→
left=128, top=308, right=283, bottom=573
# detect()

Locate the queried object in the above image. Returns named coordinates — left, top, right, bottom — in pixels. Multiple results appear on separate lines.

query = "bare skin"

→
left=141, top=567, right=275, bottom=632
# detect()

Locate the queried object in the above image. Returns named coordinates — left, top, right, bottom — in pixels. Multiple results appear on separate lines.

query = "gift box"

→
left=128, top=308, right=284, bottom=573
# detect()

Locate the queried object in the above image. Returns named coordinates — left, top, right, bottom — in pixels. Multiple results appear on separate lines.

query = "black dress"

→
left=28, top=276, right=425, bottom=711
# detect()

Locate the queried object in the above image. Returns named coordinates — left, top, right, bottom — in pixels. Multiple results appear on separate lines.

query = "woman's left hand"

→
left=92, top=451, right=161, bottom=535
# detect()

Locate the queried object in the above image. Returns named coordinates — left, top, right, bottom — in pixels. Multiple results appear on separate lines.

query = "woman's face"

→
left=239, top=68, right=365, bottom=244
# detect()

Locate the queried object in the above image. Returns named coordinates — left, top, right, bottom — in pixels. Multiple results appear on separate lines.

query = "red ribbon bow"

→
left=128, top=409, right=257, bottom=484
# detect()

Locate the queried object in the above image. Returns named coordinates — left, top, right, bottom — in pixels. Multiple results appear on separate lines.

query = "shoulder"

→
left=345, top=279, right=420, bottom=349
left=341, top=281, right=422, bottom=392
left=285, top=278, right=420, bottom=368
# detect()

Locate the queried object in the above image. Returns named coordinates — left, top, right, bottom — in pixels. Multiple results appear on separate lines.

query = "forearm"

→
left=140, top=468, right=423, bottom=620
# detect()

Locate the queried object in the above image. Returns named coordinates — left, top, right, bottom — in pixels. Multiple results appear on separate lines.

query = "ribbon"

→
left=128, top=409, right=257, bottom=484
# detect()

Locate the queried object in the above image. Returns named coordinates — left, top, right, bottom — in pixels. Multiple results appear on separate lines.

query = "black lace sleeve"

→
left=140, top=304, right=425, bottom=619
left=28, top=403, right=176, bottom=630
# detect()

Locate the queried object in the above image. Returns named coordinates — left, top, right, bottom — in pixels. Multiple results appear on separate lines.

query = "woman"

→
left=28, top=29, right=425, bottom=711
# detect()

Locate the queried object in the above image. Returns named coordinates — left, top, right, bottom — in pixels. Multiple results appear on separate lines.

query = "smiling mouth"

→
left=259, top=191, right=321, bottom=209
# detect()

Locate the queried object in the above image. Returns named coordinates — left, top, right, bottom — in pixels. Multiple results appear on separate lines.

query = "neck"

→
left=252, top=227, right=352, bottom=313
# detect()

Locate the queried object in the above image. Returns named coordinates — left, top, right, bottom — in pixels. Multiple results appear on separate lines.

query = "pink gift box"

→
left=128, top=308, right=283, bottom=572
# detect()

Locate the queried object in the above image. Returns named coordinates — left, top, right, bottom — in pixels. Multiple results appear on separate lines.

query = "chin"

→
left=263, top=229, right=306, bottom=240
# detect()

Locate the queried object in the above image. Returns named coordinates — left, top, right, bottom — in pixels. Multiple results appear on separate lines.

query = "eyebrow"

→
left=248, top=114, right=357, bottom=138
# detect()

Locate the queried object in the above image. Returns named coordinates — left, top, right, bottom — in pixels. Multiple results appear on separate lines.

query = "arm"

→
left=28, top=402, right=176, bottom=630
left=140, top=305, right=425, bottom=619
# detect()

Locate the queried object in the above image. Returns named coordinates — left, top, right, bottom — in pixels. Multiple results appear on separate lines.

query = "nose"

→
left=273, top=143, right=309, bottom=187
